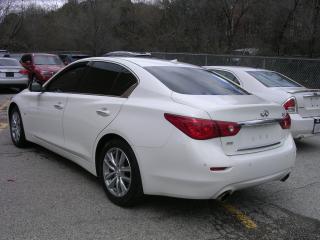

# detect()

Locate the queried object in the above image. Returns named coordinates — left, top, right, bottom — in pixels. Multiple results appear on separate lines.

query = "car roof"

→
left=85, top=57, right=199, bottom=68
left=60, top=53, right=89, bottom=56
left=23, top=53, right=59, bottom=56
left=0, top=57, right=17, bottom=60
left=103, top=51, right=151, bottom=57
left=205, top=66, right=267, bottom=72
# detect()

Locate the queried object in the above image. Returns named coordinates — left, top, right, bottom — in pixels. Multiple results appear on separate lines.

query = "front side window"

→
left=34, top=55, right=63, bottom=66
left=247, top=71, right=301, bottom=87
left=46, top=63, right=88, bottom=93
left=145, top=66, right=248, bottom=95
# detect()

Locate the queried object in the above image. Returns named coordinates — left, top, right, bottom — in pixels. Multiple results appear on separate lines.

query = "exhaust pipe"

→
left=281, top=173, right=290, bottom=182
left=217, top=190, right=233, bottom=202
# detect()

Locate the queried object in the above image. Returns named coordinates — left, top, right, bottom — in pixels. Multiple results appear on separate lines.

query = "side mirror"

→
left=29, top=81, right=43, bottom=92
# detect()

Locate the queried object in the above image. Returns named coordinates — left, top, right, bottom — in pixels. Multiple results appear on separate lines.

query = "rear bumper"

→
left=211, top=169, right=291, bottom=199
left=135, top=132, right=296, bottom=199
left=290, top=113, right=320, bottom=139
left=0, top=78, right=28, bottom=86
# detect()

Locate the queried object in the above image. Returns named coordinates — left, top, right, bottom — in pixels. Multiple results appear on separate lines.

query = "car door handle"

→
left=54, top=103, right=64, bottom=110
left=96, top=108, right=111, bottom=117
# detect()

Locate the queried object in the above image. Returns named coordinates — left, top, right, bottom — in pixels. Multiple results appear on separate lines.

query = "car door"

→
left=29, top=62, right=88, bottom=148
left=62, top=61, right=138, bottom=161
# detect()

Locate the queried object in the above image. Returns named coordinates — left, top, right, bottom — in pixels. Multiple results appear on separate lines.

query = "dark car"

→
left=0, top=50, right=10, bottom=57
left=103, top=51, right=152, bottom=58
left=20, top=53, right=64, bottom=84
left=59, top=53, right=90, bottom=65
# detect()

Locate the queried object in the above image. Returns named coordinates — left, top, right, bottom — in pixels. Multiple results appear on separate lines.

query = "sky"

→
left=21, top=0, right=67, bottom=9
left=3, top=0, right=153, bottom=12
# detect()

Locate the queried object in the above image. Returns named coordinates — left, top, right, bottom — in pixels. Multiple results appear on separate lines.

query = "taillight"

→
left=164, top=113, right=241, bottom=140
left=19, top=69, right=29, bottom=75
left=283, top=97, right=296, bottom=113
left=280, top=113, right=291, bottom=129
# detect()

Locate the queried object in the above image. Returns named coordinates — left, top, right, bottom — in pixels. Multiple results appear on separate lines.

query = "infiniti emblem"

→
left=260, top=110, right=269, bottom=117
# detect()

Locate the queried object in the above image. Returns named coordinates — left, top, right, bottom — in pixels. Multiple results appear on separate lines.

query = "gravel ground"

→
left=0, top=89, right=319, bottom=240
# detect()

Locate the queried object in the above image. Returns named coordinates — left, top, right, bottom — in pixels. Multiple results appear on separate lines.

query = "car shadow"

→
left=295, top=138, right=320, bottom=152
left=0, top=88, right=22, bottom=95
left=30, top=143, right=99, bottom=184
left=25, top=142, right=225, bottom=210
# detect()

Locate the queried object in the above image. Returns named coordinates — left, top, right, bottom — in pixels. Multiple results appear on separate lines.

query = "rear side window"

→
left=212, top=70, right=240, bottom=85
left=46, top=62, right=88, bottom=93
left=79, top=62, right=137, bottom=97
left=145, top=66, right=247, bottom=95
left=79, top=62, right=121, bottom=95
left=111, top=68, right=137, bottom=96
left=0, top=58, right=20, bottom=66
left=247, top=71, right=301, bottom=87
left=34, top=55, right=63, bottom=66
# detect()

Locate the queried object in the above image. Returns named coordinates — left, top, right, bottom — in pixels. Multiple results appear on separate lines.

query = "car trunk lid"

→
left=172, top=93, right=287, bottom=155
left=275, top=87, right=320, bottom=118
left=0, top=66, right=23, bottom=78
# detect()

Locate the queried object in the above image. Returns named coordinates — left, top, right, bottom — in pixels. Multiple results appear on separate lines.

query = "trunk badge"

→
left=260, top=110, right=269, bottom=117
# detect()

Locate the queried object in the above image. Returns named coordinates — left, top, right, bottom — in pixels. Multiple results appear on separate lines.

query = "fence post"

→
left=262, top=58, right=266, bottom=69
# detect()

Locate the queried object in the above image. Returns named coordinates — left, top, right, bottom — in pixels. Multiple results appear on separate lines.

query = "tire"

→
left=98, top=139, right=143, bottom=207
left=9, top=106, right=28, bottom=148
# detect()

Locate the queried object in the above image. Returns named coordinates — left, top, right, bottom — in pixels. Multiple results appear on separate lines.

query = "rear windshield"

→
left=247, top=71, right=301, bottom=87
left=145, top=66, right=248, bottom=95
left=34, top=55, right=63, bottom=65
left=0, top=58, right=20, bottom=66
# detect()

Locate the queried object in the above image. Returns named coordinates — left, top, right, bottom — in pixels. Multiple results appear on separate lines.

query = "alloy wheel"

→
left=103, top=147, right=132, bottom=197
left=11, top=111, right=21, bottom=143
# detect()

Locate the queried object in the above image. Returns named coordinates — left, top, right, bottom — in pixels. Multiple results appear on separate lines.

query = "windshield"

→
left=34, top=55, right=63, bottom=65
left=0, top=58, right=20, bottom=67
left=247, top=71, right=301, bottom=87
left=145, top=66, right=248, bottom=95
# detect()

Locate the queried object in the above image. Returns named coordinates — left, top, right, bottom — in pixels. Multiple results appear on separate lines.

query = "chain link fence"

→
left=151, top=52, right=320, bottom=89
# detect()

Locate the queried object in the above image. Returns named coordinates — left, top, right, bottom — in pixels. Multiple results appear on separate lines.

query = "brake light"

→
left=280, top=113, right=291, bottom=129
left=164, top=113, right=241, bottom=140
left=19, top=69, right=29, bottom=75
left=283, top=97, right=296, bottom=113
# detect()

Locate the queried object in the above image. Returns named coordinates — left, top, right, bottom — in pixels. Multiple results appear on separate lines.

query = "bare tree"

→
left=274, top=0, right=301, bottom=55
left=220, top=0, right=255, bottom=52
left=0, top=0, right=13, bottom=23
left=309, top=0, right=320, bottom=57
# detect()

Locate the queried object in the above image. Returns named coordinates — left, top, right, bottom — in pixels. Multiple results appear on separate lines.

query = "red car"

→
left=20, top=53, right=64, bottom=84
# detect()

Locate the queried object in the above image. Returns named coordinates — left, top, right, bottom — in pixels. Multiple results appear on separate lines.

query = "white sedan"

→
left=0, top=57, right=29, bottom=90
left=8, top=58, right=296, bottom=206
left=205, top=66, right=320, bottom=139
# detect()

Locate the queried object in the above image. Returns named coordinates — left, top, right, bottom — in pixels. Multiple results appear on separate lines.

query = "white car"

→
left=8, top=58, right=296, bottom=206
left=205, top=66, right=320, bottom=139
left=0, top=58, right=29, bottom=90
